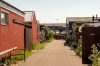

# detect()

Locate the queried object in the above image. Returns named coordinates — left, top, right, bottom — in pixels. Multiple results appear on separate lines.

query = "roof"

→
left=74, top=21, right=100, bottom=27
left=1, top=0, right=25, bottom=14
left=89, top=23, right=100, bottom=27
left=79, top=22, right=100, bottom=32
left=24, top=11, right=35, bottom=22
left=40, top=23, right=66, bottom=26
left=66, top=17, right=100, bottom=24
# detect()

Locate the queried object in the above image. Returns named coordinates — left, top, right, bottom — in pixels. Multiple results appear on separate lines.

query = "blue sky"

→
left=5, top=0, right=100, bottom=23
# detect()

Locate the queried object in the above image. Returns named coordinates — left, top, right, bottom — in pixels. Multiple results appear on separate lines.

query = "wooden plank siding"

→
left=0, top=7, right=24, bottom=52
left=82, top=27, right=100, bottom=64
left=32, top=13, right=40, bottom=44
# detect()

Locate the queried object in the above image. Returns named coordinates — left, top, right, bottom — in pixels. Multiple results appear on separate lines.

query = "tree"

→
left=45, top=27, right=53, bottom=40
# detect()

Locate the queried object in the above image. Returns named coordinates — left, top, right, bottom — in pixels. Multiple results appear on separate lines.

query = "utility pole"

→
left=56, top=19, right=59, bottom=28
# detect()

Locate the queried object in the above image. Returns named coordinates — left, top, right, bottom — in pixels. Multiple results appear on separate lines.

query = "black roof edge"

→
left=23, top=11, right=35, bottom=12
left=1, top=0, right=25, bottom=14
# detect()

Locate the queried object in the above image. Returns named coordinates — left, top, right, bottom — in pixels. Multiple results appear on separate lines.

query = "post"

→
left=56, top=19, right=59, bottom=28
left=10, top=51, right=11, bottom=62
left=24, top=49, right=26, bottom=62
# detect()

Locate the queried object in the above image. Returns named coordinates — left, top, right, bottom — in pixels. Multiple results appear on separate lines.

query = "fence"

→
left=82, top=27, right=100, bottom=64
left=0, top=47, right=25, bottom=65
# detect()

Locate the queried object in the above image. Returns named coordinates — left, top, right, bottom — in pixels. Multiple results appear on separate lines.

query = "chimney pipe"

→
left=92, top=15, right=95, bottom=21
left=96, top=14, right=97, bottom=19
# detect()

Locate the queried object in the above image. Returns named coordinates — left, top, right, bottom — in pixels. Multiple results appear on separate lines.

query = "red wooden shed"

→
left=0, top=0, right=25, bottom=52
left=24, top=11, right=40, bottom=45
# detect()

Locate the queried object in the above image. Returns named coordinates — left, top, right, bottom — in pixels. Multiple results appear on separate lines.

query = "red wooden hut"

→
left=24, top=11, right=40, bottom=45
left=0, top=0, right=25, bottom=52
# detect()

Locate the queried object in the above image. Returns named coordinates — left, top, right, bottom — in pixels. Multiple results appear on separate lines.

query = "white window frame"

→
left=1, top=10, right=9, bottom=25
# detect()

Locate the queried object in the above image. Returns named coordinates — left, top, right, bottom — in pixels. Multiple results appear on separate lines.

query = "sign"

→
left=13, top=19, right=24, bottom=24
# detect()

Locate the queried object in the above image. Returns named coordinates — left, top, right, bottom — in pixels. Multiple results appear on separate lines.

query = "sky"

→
left=4, top=0, right=100, bottom=23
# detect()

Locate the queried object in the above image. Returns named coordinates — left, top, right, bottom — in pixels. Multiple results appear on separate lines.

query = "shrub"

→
left=45, top=27, right=54, bottom=40
left=74, top=26, right=79, bottom=33
left=75, top=44, right=82, bottom=57
left=70, top=39, right=82, bottom=58
left=79, top=51, right=82, bottom=58
left=88, top=43, right=100, bottom=66
left=70, top=41, right=77, bottom=48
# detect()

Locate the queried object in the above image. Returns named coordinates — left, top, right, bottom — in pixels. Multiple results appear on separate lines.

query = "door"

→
left=24, top=27, right=32, bottom=51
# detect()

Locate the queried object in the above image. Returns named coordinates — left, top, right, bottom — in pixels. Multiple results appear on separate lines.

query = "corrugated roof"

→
left=2, top=0, right=25, bottom=14
left=40, top=23, right=66, bottom=26
left=66, top=17, right=100, bottom=24
left=24, top=11, right=35, bottom=22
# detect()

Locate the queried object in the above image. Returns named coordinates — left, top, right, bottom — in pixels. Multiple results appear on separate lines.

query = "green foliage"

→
left=4, top=50, right=33, bottom=64
left=74, top=26, right=79, bottom=33
left=4, top=38, right=54, bottom=65
left=47, top=37, right=54, bottom=42
left=79, top=51, right=82, bottom=57
left=75, top=44, right=82, bottom=57
left=88, top=43, right=100, bottom=66
left=70, top=41, right=77, bottom=48
left=11, top=50, right=33, bottom=64
left=33, top=44, right=43, bottom=50
left=4, top=58, right=11, bottom=65
left=70, top=41, right=75, bottom=47
left=33, top=38, right=54, bottom=50
left=70, top=40, right=82, bottom=57
left=45, top=27, right=54, bottom=39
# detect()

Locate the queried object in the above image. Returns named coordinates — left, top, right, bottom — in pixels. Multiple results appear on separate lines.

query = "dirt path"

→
left=19, top=40, right=88, bottom=66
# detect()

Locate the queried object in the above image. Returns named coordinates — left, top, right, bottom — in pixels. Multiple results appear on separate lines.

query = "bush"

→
left=79, top=51, right=82, bottom=58
left=75, top=44, right=82, bottom=57
left=70, top=41, right=77, bottom=48
left=74, top=26, right=79, bottom=33
left=88, top=44, right=100, bottom=66
left=45, top=27, right=54, bottom=40
left=70, top=39, right=82, bottom=58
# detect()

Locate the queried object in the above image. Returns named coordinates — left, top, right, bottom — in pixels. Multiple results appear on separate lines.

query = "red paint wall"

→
left=32, top=13, right=40, bottom=44
left=37, top=23, right=40, bottom=43
left=0, top=7, right=24, bottom=52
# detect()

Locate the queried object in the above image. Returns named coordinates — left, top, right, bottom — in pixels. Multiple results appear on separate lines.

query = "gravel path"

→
left=19, top=40, right=88, bottom=66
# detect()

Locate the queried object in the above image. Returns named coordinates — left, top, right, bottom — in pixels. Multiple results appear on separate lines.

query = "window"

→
left=1, top=11, right=9, bottom=25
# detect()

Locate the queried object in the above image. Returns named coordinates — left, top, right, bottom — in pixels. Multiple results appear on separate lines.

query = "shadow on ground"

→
left=64, top=42, right=92, bottom=66
left=87, top=64, right=92, bottom=66
left=63, top=42, right=74, bottom=50
left=63, top=42, right=69, bottom=46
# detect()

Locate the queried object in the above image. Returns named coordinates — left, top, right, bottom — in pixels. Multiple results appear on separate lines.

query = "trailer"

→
left=54, top=28, right=67, bottom=39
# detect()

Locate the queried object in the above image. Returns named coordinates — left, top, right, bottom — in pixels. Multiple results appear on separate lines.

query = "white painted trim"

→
left=0, top=47, right=17, bottom=55
left=0, top=1, right=24, bottom=17
left=1, top=9, right=9, bottom=13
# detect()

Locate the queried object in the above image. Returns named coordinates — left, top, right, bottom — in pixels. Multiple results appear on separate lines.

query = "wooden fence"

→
left=82, top=27, right=100, bottom=64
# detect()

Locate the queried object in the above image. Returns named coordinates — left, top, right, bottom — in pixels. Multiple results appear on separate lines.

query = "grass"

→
left=8, top=50, right=33, bottom=64
left=13, top=50, right=33, bottom=61
left=4, top=38, right=54, bottom=65
left=33, top=38, right=54, bottom=50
